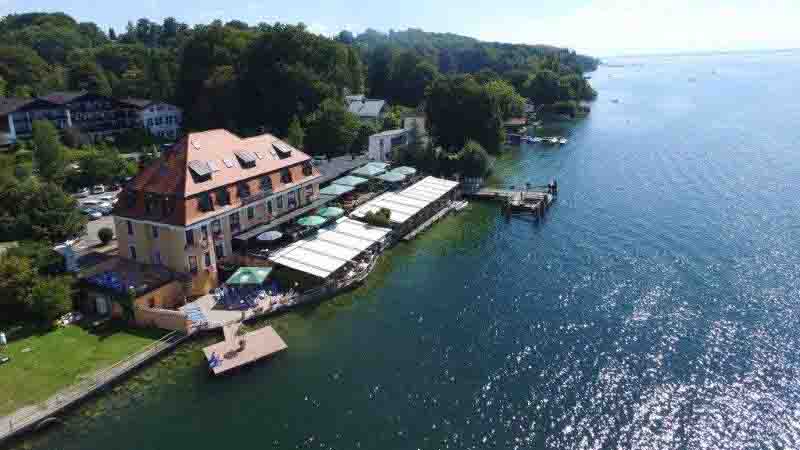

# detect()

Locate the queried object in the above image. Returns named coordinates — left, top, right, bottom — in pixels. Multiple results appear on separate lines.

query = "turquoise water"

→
left=18, top=50, right=800, bottom=449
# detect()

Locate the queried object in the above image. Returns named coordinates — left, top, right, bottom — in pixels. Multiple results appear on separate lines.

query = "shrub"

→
left=29, top=276, right=74, bottom=323
left=363, top=208, right=392, bottom=227
left=98, top=227, right=114, bottom=245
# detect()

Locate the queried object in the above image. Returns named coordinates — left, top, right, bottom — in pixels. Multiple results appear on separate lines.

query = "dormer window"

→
left=234, top=151, right=257, bottom=168
left=280, top=168, right=292, bottom=184
left=216, top=187, right=230, bottom=205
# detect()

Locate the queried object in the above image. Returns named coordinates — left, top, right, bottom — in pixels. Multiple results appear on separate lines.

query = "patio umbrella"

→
left=352, top=164, right=386, bottom=177
left=332, top=175, right=369, bottom=187
left=317, top=206, right=345, bottom=218
left=226, top=267, right=273, bottom=285
left=297, top=215, right=327, bottom=227
left=256, top=230, right=283, bottom=242
left=391, top=166, right=417, bottom=175
left=377, top=172, right=406, bottom=183
left=319, top=184, right=354, bottom=196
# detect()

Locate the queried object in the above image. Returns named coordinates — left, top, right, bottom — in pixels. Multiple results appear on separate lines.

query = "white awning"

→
left=269, top=217, right=391, bottom=278
left=350, top=176, right=459, bottom=225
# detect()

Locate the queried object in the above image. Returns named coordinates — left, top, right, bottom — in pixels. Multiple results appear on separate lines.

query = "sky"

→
left=2, top=0, right=799, bottom=56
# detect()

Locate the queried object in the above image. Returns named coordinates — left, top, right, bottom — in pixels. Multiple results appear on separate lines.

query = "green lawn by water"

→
left=0, top=322, right=166, bottom=416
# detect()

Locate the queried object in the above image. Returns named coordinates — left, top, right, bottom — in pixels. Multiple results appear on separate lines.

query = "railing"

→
left=0, top=331, right=188, bottom=443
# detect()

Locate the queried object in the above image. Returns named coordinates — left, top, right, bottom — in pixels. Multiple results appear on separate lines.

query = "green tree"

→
left=352, top=121, right=379, bottom=155
left=29, top=276, right=73, bottom=322
left=98, top=227, right=114, bottom=245
left=304, top=98, right=361, bottom=157
left=0, top=255, right=36, bottom=314
left=0, top=45, right=50, bottom=93
left=5, top=241, right=64, bottom=275
left=78, top=145, right=136, bottom=186
left=0, top=75, right=6, bottom=96
left=25, top=182, right=87, bottom=242
left=32, top=120, right=67, bottom=182
left=484, top=79, right=525, bottom=119
left=68, top=59, right=112, bottom=96
left=287, top=116, right=305, bottom=149
left=522, top=69, right=561, bottom=105
left=458, top=140, right=491, bottom=177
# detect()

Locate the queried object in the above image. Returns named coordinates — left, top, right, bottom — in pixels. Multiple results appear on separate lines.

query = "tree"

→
left=0, top=255, right=36, bottom=314
left=0, top=75, right=6, bottom=97
left=109, top=27, right=117, bottom=40
left=5, top=241, right=64, bottom=275
left=68, top=59, right=112, bottom=96
left=458, top=140, right=491, bottom=177
left=352, top=121, right=379, bottom=155
left=304, top=98, right=361, bottom=157
left=425, top=75, right=504, bottom=153
left=78, top=145, right=137, bottom=187
left=98, top=227, right=114, bottom=245
left=362, top=208, right=392, bottom=227
left=287, top=116, right=305, bottom=149
left=32, top=120, right=67, bottom=182
left=29, top=276, right=73, bottom=323
left=522, top=69, right=561, bottom=105
left=0, top=45, right=49, bottom=93
left=484, top=79, right=525, bottom=119
left=336, top=30, right=354, bottom=45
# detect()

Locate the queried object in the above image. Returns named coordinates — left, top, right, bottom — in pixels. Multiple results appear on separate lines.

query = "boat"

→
left=611, top=98, right=620, bottom=104
left=453, top=200, right=469, bottom=212
left=532, top=137, right=544, bottom=143
left=549, top=137, right=560, bottom=144
left=559, top=138, right=568, bottom=144
left=522, top=136, right=535, bottom=143
left=0, top=355, right=9, bottom=365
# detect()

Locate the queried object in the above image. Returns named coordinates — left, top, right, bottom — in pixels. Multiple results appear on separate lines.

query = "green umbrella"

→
left=352, top=164, right=386, bottom=177
left=391, top=166, right=417, bottom=175
left=319, top=184, right=354, bottom=196
left=377, top=172, right=406, bottom=183
left=317, top=206, right=345, bottom=218
left=297, top=215, right=327, bottom=227
left=226, top=267, right=273, bottom=285
left=333, top=175, right=369, bottom=187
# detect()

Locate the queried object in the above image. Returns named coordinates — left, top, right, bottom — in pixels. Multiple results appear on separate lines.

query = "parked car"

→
left=75, top=188, right=90, bottom=198
left=99, top=194, right=116, bottom=202
left=81, top=199, right=100, bottom=206
left=96, top=203, right=114, bottom=215
left=91, top=185, right=105, bottom=194
left=81, top=207, right=103, bottom=220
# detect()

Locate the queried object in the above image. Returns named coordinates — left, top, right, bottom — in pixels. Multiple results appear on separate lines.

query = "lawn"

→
left=0, top=321, right=166, bottom=416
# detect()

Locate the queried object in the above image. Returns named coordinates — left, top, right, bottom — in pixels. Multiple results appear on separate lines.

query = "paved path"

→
left=0, top=331, right=188, bottom=445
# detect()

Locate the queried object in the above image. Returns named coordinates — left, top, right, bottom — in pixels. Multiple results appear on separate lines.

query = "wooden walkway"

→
left=203, top=325, right=287, bottom=375
left=467, top=187, right=555, bottom=216
left=0, top=331, right=189, bottom=445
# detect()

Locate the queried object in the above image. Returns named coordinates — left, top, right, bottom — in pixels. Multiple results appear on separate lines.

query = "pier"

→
left=466, top=181, right=557, bottom=217
left=203, top=324, right=287, bottom=375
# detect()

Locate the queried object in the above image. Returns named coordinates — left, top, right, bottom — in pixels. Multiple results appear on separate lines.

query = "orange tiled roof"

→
left=131, top=129, right=313, bottom=197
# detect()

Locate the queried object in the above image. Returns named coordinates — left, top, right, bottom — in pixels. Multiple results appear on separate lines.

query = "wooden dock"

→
left=466, top=186, right=555, bottom=217
left=203, top=325, right=287, bottom=375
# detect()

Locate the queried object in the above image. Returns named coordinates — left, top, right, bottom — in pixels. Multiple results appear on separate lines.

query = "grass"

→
left=0, top=321, right=166, bottom=416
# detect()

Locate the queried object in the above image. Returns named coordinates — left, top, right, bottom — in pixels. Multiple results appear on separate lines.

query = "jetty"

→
left=466, top=181, right=557, bottom=217
left=203, top=324, right=287, bottom=375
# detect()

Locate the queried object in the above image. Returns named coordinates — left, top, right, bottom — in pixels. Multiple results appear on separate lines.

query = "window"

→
left=287, top=190, right=298, bottom=209
left=238, top=181, right=251, bottom=198
left=305, top=185, right=315, bottom=202
left=147, top=118, right=153, bottom=126
left=161, top=196, right=174, bottom=216
left=259, top=176, right=273, bottom=193
left=188, top=255, right=198, bottom=274
left=129, top=245, right=137, bottom=260
left=200, top=225, right=209, bottom=241
left=151, top=225, right=159, bottom=239
left=127, top=220, right=134, bottom=235
left=214, top=242, right=225, bottom=259
left=280, top=168, right=292, bottom=184
left=211, top=219, right=221, bottom=236
left=230, top=212, right=241, bottom=233
left=302, top=162, right=313, bottom=176
left=276, top=195, right=284, bottom=209
left=198, top=193, right=213, bottom=212
left=247, top=207, right=255, bottom=220
left=185, top=229, right=195, bottom=246
left=266, top=200, right=273, bottom=215
left=216, top=188, right=230, bottom=205
left=204, top=251, right=211, bottom=268
left=152, top=251, right=162, bottom=265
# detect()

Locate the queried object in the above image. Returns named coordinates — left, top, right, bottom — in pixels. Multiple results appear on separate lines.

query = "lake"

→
left=16, top=50, right=800, bottom=450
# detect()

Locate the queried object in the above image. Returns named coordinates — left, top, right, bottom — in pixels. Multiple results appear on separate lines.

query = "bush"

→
left=362, top=208, right=392, bottom=227
left=98, top=227, right=114, bottom=245
left=29, top=276, right=73, bottom=323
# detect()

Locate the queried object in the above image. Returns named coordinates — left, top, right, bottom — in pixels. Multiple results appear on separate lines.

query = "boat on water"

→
left=522, top=136, right=535, bottom=143
left=532, top=137, right=544, bottom=143
left=559, top=138, right=568, bottom=144
left=453, top=200, right=470, bottom=212
left=549, top=137, right=560, bottom=144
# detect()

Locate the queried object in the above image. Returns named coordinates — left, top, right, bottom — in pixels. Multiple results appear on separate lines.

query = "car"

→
left=99, top=194, right=116, bottom=202
left=96, top=203, right=114, bottom=215
left=91, top=185, right=105, bottom=194
left=81, top=208, right=103, bottom=220
left=75, top=188, right=90, bottom=198
left=81, top=199, right=100, bottom=206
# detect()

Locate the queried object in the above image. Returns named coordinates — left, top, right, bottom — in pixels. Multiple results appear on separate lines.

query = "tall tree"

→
left=31, top=120, right=66, bottom=182
left=0, top=75, right=6, bottom=97
left=287, top=116, right=305, bottom=149
left=304, top=98, right=360, bottom=157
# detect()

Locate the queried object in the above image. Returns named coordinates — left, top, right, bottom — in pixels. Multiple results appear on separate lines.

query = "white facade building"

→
left=368, top=128, right=410, bottom=162
left=134, top=101, right=183, bottom=139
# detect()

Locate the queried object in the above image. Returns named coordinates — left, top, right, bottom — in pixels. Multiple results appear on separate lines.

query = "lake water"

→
left=16, top=50, right=800, bottom=450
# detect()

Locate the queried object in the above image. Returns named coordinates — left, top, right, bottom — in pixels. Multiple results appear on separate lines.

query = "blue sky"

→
left=2, top=0, right=799, bottom=56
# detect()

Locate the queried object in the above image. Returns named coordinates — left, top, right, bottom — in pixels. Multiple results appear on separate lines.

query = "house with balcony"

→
left=111, top=129, right=321, bottom=296
left=122, top=98, right=183, bottom=139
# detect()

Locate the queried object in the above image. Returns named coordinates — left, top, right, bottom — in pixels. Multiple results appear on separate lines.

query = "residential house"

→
left=346, top=97, right=387, bottom=123
left=112, top=129, right=321, bottom=296
left=368, top=128, right=410, bottom=162
left=122, top=99, right=183, bottom=139
left=0, top=91, right=141, bottom=145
